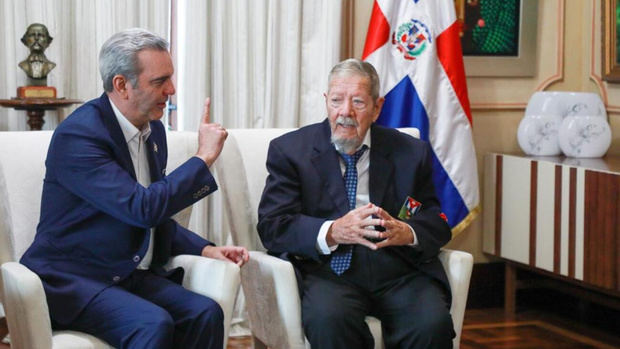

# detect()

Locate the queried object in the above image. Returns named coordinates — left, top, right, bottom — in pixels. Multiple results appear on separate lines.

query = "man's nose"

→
left=164, top=80, right=175, bottom=96
left=340, top=99, right=353, bottom=116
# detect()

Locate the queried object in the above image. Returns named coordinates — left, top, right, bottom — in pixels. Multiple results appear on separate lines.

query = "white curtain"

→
left=175, top=0, right=343, bottom=131
left=176, top=0, right=343, bottom=242
left=174, top=0, right=344, bottom=336
left=0, top=0, right=169, bottom=131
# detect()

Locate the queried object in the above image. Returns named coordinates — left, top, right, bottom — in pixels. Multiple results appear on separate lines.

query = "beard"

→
left=331, top=116, right=362, bottom=154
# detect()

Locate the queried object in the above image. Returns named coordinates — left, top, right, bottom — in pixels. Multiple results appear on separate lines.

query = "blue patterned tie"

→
left=330, top=145, right=367, bottom=275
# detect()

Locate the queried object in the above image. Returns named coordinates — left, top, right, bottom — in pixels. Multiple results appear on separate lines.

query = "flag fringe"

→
left=451, top=205, right=480, bottom=237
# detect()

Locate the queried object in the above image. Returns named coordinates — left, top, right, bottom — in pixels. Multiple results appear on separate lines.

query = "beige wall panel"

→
left=353, top=0, right=373, bottom=58
left=589, top=0, right=620, bottom=113
left=587, top=1, right=620, bottom=155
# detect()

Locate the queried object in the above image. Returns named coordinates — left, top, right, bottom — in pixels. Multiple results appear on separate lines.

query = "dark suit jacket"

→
left=257, top=119, right=452, bottom=298
left=20, top=93, right=217, bottom=325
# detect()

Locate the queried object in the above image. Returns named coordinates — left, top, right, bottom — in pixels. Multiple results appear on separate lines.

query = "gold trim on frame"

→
left=603, top=0, right=620, bottom=82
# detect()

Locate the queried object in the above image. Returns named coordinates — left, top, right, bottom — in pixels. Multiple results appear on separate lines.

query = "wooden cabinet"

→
left=483, top=153, right=620, bottom=313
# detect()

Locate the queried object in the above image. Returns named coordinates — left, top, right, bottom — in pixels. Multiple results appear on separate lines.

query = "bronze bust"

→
left=19, top=23, right=56, bottom=85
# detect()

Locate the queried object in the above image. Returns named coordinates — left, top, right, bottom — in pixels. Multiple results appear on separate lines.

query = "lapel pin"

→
left=153, top=143, right=158, bottom=153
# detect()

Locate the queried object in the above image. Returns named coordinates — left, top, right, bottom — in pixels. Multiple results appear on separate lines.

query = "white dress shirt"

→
left=110, top=100, right=154, bottom=270
left=316, top=130, right=417, bottom=254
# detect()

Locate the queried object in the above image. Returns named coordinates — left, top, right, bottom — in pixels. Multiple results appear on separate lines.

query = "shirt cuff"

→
left=408, top=224, right=418, bottom=246
left=317, top=220, right=338, bottom=254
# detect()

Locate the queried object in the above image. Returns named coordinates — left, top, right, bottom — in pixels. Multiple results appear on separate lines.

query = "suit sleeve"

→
left=49, top=124, right=218, bottom=229
left=257, top=141, right=326, bottom=262
left=404, top=141, right=452, bottom=261
left=169, top=220, right=214, bottom=256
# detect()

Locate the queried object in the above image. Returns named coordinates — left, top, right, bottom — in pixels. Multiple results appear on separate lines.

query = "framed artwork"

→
left=603, top=0, right=620, bottom=82
left=455, top=0, right=538, bottom=77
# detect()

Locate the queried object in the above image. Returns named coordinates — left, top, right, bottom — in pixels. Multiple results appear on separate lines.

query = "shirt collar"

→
left=109, top=99, right=151, bottom=144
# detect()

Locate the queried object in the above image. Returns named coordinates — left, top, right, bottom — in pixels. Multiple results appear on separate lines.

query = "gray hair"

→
left=99, top=28, right=169, bottom=92
left=328, top=58, right=380, bottom=101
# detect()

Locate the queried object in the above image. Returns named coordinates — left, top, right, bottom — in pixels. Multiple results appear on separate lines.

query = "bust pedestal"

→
left=0, top=97, right=81, bottom=130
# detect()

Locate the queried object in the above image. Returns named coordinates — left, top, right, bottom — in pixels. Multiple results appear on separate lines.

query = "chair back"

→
left=0, top=131, right=53, bottom=265
left=216, top=129, right=294, bottom=250
left=165, top=131, right=201, bottom=228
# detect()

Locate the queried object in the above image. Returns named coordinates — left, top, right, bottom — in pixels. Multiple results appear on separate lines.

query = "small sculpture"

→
left=19, top=23, right=56, bottom=86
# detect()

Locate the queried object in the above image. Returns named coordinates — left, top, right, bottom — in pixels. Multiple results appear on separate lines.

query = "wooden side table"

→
left=483, top=153, right=620, bottom=315
left=0, top=97, right=82, bottom=130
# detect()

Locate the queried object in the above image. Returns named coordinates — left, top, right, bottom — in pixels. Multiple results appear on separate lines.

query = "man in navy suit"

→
left=20, top=28, right=248, bottom=348
left=257, top=59, right=454, bottom=348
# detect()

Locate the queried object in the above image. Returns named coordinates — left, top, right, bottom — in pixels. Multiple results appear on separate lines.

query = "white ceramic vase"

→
left=517, top=114, right=563, bottom=156
left=558, top=115, right=611, bottom=158
left=518, top=91, right=609, bottom=157
left=518, top=92, right=564, bottom=156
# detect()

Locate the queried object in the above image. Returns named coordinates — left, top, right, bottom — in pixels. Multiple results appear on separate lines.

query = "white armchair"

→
left=0, top=131, right=240, bottom=349
left=216, top=128, right=474, bottom=349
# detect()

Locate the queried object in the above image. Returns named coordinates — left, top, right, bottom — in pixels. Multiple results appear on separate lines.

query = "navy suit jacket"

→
left=21, top=93, right=217, bottom=325
left=257, top=120, right=452, bottom=298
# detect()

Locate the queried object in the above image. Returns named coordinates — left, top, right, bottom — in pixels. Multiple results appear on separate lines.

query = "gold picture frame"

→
left=603, top=0, right=620, bottom=82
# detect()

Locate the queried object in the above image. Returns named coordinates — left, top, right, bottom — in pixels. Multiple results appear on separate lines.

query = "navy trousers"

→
left=301, top=246, right=454, bottom=349
left=59, top=269, right=224, bottom=349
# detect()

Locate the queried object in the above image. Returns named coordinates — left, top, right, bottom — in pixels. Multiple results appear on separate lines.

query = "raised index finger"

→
left=202, top=97, right=211, bottom=124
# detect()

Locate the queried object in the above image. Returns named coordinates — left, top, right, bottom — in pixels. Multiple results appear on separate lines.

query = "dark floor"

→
left=5, top=307, right=618, bottom=349
left=227, top=307, right=620, bottom=348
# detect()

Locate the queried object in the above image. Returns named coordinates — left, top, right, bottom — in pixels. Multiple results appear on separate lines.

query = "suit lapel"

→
left=311, top=120, right=349, bottom=216
left=369, top=125, right=394, bottom=207
left=97, top=94, right=137, bottom=180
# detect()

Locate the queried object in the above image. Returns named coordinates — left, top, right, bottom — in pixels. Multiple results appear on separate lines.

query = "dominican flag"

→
left=363, top=0, right=479, bottom=233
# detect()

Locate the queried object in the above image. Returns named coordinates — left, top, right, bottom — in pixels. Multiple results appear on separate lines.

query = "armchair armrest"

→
left=242, top=251, right=306, bottom=349
left=1, top=262, right=53, bottom=349
left=438, top=249, right=473, bottom=348
left=165, top=254, right=240, bottom=347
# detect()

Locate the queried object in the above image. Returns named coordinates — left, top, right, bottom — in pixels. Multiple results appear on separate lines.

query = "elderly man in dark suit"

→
left=257, top=58, right=454, bottom=349
left=20, top=28, right=248, bottom=349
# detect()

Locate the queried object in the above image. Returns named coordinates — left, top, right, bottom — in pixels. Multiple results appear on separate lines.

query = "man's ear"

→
left=373, top=97, right=385, bottom=122
left=112, top=75, right=129, bottom=99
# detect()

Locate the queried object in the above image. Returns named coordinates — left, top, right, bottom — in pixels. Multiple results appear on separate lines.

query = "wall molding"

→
left=534, top=0, right=565, bottom=91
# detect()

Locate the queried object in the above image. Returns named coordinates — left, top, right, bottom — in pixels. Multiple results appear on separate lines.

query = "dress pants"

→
left=301, top=246, right=454, bottom=349
left=57, top=269, right=224, bottom=349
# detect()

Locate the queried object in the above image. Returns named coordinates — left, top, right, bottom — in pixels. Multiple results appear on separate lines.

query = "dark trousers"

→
left=61, top=269, right=223, bottom=349
left=301, top=246, right=454, bottom=349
